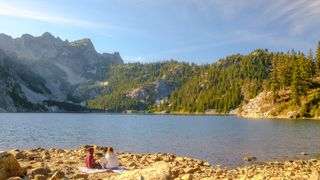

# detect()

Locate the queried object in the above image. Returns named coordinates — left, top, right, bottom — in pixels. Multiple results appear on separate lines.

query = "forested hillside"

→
left=169, top=49, right=271, bottom=113
left=87, top=61, right=198, bottom=112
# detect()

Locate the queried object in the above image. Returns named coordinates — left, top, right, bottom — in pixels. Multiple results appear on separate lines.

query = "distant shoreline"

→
left=2, top=110, right=320, bottom=120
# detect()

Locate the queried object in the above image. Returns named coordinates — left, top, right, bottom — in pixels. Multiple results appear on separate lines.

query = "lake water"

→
left=1, top=113, right=320, bottom=167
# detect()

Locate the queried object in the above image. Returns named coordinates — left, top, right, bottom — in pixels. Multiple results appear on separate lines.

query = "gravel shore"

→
left=1, top=145, right=320, bottom=179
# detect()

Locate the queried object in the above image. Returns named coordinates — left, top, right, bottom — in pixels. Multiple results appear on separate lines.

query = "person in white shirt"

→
left=102, top=146, right=119, bottom=169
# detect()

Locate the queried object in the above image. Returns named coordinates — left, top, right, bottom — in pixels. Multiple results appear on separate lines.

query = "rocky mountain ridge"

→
left=0, top=32, right=123, bottom=112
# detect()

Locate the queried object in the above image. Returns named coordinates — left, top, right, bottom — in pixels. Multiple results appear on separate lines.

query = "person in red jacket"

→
left=85, top=147, right=95, bottom=168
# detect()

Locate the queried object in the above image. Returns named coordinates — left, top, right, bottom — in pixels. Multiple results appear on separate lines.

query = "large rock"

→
left=0, top=151, right=24, bottom=180
left=110, top=161, right=172, bottom=180
left=310, top=170, right=320, bottom=180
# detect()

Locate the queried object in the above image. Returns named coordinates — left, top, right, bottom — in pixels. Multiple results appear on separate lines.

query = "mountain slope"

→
left=0, top=32, right=123, bottom=112
left=87, top=61, right=198, bottom=112
left=0, top=49, right=48, bottom=112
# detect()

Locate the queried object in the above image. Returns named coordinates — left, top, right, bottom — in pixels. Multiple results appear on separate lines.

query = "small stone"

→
left=216, top=169, right=223, bottom=176
left=181, top=173, right=193, bottom=180
left=127, top=162, right=136, bottom=167
left=243, top=156, right=257, bottom=162
left=8, top=150, right=24, bottom=159
left=31, top=167, right=46, bottom=177
left=7, top=177, right=23, bottom=180
left=175, top=157, right=184, bottom=161
left=42, top=155, right=51, bottom=160
left=73, top=173, right=88, bottom=179
left=50, top=170, right=65, bottom=180
left=301, top=152, right=308, bottom=156
left=183, top=167, right=195, bottom=174
left=34, top=174, right=47, bottom=180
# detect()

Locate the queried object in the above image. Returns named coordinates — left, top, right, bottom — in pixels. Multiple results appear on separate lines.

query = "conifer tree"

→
left=307, top=49, right=315, bottom=78
left=270, top=54, right=279, bottom=94
left=298, top=52, right=309, bottom=94
left=315, top=41, right=320, bottom=75
left=290, top=50, right=302, bottom=104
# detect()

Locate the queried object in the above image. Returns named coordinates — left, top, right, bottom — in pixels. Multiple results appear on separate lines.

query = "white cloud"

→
left=0, top=1, right=126, bottom=31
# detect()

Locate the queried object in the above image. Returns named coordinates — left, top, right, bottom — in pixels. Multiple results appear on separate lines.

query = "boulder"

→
left=110, top=161, right=172, bottom=180
left=310, top=170, right=320, bottom=180
left=0, top=151, right=24, bottom=180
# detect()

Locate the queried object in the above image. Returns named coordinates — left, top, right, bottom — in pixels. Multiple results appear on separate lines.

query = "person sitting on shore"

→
left=102, top=147, right=119, bottom=169
left=85, top=147, right=96, bottom=168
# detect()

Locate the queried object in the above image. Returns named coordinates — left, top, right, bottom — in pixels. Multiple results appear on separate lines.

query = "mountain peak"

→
left=21, top=33, right=34, bottom=39
left=70, top=38, right=93, bottom=47
left=41, top=32, right=55, bottom=39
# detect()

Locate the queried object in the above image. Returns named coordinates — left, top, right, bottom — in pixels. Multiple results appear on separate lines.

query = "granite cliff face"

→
left=0, top=32, right=123, bottom=112
left=0, top=32, right=122, bottom=83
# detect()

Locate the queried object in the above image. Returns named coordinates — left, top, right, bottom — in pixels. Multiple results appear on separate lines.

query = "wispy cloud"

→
left=260, top=0, right=320, bottom=34
left=0, top=1, right=126, bottom=31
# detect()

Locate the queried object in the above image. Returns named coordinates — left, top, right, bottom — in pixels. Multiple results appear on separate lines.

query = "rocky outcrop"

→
left=0, top=151, right=24, bottom=180
left=239, top=91, right=274, bottom=118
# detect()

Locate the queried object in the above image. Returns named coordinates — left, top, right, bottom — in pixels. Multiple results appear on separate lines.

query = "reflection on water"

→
left=1, top=113, right=320, bottom=167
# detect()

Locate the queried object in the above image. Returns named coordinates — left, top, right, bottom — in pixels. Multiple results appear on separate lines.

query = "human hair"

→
left=87, top=147, right=94, bottom=154
left=107, top=147, right=114, bottom=154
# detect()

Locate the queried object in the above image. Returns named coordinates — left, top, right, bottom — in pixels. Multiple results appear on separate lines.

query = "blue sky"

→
left=0, top=0, right=320, bottom=64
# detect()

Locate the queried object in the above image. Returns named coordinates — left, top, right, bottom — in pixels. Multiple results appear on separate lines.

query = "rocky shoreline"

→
left=1, top=145, right=320, bottom=180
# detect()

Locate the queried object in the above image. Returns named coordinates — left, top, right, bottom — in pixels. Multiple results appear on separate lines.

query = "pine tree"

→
left=290, top=50, right=301, bottom=104
left=270, top=54, right=280, bottom=95
left=298, top=52, right=309, bottom=94
left=315, top=41, right=320, bottom=75
left=307, top=49, right=315, bottom=78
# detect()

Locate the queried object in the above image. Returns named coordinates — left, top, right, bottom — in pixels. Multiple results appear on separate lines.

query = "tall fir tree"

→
left=290, top=50, right=301, bottom=104
left=270, top=54, right=279, bottom=95
left=307, top=49, right=315, bottom=78
left=315, top=41, right=320, bottom=75
left=298, top=52, right=309, bottom=94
